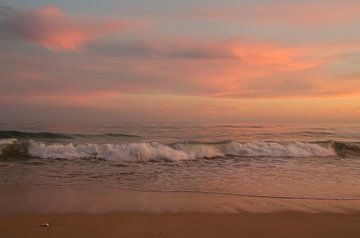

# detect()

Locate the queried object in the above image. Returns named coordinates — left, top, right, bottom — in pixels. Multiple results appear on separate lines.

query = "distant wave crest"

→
left=0, top=130, right=140, bottom=140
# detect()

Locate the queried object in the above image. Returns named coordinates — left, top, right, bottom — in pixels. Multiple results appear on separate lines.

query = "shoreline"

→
left=1, top=212, right=360, bottom=238
left=1, top=188, right=360, bottom=214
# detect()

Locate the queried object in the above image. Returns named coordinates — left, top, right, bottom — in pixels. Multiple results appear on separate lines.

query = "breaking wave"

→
left=0, top=138, right=17, bottom=146
left=1, top=138, right=356, bottom=162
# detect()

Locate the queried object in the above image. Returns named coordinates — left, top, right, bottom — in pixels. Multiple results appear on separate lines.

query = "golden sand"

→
left=1, top=212, right=360, bottom=238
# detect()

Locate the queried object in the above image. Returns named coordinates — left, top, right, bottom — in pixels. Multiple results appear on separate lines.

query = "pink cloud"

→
left=117, top=39, right=360, bottom=98
left=1, top=35, right=360, bottom=100
left=0, top=5, right=125, bottom=51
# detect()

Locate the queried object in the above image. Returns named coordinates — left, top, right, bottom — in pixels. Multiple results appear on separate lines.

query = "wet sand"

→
left=1, top=212, right=360, bottom=238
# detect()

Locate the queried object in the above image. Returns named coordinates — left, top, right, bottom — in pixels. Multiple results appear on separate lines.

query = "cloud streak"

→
left=1, top=36, right=359, bottom=100
left=250, top=0, right=360, bottom=25
left=142, top=0, right=360, bottom=26
left=88, top=40, right=236, bottom=60
left=0, top=5, right=125, bottom=51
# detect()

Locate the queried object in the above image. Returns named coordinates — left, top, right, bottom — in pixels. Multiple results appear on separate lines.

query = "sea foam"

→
left=225, top=141, right=336, bottom=158
left=26, top=141, right=337, bottom=161
left=28, top=142, right=190, bottom=162
left=0, top=138, right=17, bottom=146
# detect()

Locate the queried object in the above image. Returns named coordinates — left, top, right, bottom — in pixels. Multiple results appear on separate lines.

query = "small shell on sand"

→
left=40, top=223, right=50, bottom=228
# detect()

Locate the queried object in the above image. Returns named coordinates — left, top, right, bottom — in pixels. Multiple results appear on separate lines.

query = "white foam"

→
left=27, top=141, right=337, bottom=161
left=28, top=141, right=191, bottom=162
left=0, top=138, right=17, bottom=146
left=173, top=143, right=224, bottom=159
left=225, top=141, right=336, bottom=157
left=0, top=138, right=18, bottom=155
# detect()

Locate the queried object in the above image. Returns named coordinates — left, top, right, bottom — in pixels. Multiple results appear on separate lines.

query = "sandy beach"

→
left=1, top=212, right=360, bottom=238
left=1, top=187, right=360, bottom=238
left=2, top=0, right=360, bottom=237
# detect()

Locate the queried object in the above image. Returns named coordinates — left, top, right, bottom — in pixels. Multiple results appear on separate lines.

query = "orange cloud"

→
left=0, top=5, right=125, bottom=51
left=1, top=35, right=360, bottom=100
left=226, top=40, right=322, bottom=71
left=114, top=39, right=360, bottom=98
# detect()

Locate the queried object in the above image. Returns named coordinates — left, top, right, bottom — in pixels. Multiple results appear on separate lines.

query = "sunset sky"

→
left=0, top=0, right=359, bottom=123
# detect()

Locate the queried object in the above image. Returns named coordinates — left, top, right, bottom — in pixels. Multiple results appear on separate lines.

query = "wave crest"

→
left=0, top=138, right=17, bottom=146
left=225, top=141, right=336, bottom=157
left=28, top=142, right=190, bottom=162
left=0, top=140, right=351, bottom=161
left=0, top=130, right=140, bottom=140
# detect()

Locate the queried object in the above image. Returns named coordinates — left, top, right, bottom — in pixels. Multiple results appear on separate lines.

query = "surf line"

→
left=118, top=188, right=360, bottom=201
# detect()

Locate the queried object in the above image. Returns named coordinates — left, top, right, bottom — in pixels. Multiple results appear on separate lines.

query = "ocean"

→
left=0, top=122, right=360, bottom=213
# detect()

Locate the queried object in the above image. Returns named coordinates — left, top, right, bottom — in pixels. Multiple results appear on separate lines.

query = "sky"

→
left=0, top=0, right=359, bottom=123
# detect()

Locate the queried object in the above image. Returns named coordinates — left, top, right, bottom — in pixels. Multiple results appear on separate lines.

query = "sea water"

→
left=0, top=122, right=360, bottom=213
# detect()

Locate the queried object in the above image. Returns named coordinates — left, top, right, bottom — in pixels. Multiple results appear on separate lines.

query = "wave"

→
left=0, top=130, right=140, bottom=140
left=332, top=141, right=360, bottom=155
left=0, top=138, right=26, bottom=158
left=0, top=131, right=74, bottom=139
left=27, top=142, right=190, bottom=162
left=1, top=139, right=354, bottom=162
left=0, top=138, right=17, bottom=146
